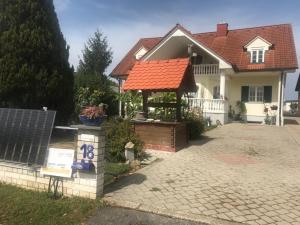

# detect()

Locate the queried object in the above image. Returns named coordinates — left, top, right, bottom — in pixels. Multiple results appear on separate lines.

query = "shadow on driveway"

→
left=104, top=173, right=146, bottom=194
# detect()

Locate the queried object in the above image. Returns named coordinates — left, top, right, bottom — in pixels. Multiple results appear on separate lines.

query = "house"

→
left=111, top=23, right=298, bottom=126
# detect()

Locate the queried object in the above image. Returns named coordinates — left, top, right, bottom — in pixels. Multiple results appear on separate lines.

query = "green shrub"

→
left=105, top=118, right=144, bottom=162
left=118, top=91, right=142, bottom=119
left=184, top=110, right=205, bottom=140
left=147, top=92, right=188, bottom=121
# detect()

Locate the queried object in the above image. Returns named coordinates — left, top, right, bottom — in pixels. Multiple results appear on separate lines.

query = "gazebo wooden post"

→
left=176, top=91, right=182, bottom=121
left=142, top=91, right=149, bottom=118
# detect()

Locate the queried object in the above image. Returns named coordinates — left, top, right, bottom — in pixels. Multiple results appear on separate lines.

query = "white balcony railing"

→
left=193, top=64, right=219, bottom=75
left=189, top=98, right=228, bottom=113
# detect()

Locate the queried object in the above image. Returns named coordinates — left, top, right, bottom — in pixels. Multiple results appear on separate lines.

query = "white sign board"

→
left=81, top=134, right=94, bottom=142
left=41, top=148, right=74, bottom=178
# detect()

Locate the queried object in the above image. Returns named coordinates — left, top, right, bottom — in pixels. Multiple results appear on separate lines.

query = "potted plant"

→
left=79, top=103, right=108, bottom=126
left=270, top=105, right=278, bottom=111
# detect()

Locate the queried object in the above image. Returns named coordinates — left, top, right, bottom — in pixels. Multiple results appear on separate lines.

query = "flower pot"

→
left=79, top=115, right=106, bottom=126
left=270, top=105, right=278, bottom=111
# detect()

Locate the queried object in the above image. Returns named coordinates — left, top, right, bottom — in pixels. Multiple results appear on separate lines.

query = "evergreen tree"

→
left=0, top=0, right=74, bottom=123
left=75, top=30, right=117, bottom=115
left=77, top=30, right=112, bottom=77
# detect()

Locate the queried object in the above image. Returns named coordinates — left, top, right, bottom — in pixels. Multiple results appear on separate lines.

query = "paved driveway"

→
left=104, top=123, right=300, bottom=225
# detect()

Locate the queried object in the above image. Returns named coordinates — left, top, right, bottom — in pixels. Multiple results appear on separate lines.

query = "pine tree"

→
left=77, top=30, right=113, bottom=77
left=0, top=0, right=74, bottom=123
left=75, top=30, right=118, bottom=115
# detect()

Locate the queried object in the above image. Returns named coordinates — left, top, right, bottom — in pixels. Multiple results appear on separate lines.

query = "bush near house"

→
left=105, top=118, right=144, bottom=162
left=184, top=110, right=205, bottom=140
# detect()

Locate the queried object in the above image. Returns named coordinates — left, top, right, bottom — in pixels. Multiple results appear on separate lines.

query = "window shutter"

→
left=241, top=86, right=249, bottom=102
left=264, top=86, right=272, bottom=103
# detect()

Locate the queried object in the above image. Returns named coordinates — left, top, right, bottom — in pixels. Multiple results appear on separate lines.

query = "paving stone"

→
left=104, top=123, right=300, bottom=225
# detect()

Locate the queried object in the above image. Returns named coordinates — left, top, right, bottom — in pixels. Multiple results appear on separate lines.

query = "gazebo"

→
left=123, top=58, right=197, bottom=152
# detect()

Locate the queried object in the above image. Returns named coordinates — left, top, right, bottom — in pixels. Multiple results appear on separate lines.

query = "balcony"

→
left=193, top=64, right=219, bottom=75
left=189, top=98, right=228, bottom=113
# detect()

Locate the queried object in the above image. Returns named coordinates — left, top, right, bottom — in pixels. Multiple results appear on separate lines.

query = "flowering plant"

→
left=80, top=104, right=107, bottom=119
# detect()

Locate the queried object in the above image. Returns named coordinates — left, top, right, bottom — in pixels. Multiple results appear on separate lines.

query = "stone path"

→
left=104, top=123, right=300, bottom=225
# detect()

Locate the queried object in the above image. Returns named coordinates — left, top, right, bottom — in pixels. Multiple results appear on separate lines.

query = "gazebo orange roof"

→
left=123, top=58, right=196, bottom=92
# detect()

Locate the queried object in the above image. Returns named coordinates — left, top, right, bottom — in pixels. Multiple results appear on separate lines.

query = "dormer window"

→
left=251, top=48, right=264, bottom=64
left=244, top=36, right=272, bottom=64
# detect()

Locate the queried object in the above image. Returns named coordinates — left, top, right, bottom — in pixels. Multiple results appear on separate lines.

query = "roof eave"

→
left=236, top=66, right=298, bottom=73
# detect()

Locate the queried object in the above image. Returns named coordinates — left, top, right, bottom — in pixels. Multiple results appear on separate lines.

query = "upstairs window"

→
left=251, top=49, right=264, bottom=64
left=245, top=36, right=272, bottom=64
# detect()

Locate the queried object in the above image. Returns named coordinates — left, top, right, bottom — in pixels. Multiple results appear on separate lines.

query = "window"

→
left=249, top=86, right=256, bottom=101
left=251, top=49, right=264, bottom=63
left=241, top=86, right=272, bottom=103
left=256, top=86, right=264, bottom=101
left=213, top=86, right=220, bottom=99
left=248, top=86, right=264, bottom=102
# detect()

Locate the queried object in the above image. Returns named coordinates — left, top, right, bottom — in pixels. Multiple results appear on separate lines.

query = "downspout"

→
left=278, top=72, right=284, bottom=126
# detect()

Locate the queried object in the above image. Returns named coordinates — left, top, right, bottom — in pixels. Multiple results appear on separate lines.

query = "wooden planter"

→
left=132, top=121, right=188, bottom=152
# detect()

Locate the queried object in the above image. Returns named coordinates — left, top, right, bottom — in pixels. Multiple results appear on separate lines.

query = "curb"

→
left=104, top=197, right=245, bottom=225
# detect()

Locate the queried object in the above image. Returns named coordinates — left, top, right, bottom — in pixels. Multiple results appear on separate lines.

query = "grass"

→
left=0, top=163, right=133, bottom=225
left=0, top=183, right=103, bottom=225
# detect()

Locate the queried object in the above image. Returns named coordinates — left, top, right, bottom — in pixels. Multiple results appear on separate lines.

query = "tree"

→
left=75, top=30, right=117, bottom=116
left=0, top=0, right=74, bottom=123
left=77, top=30, right=112, bottom=77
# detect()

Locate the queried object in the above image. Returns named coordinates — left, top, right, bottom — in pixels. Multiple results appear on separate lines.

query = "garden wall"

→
left=0, top=126, right=105, bottom=199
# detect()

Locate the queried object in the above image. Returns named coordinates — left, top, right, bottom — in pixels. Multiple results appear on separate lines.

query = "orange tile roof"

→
left=111, top=24, right=298, bottom=77
left=123, top=58, right=194, bottom=91
left=194, top=24, right=298, bottom=72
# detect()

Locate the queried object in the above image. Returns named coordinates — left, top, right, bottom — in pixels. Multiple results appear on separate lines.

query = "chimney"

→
left=216, top=23, right=228, bottom=37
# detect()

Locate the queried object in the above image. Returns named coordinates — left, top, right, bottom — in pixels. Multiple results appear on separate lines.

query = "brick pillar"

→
left=71, top=125, right=105, bottom=199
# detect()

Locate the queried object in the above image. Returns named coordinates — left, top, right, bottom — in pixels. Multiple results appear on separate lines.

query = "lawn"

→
left=0, top=183, right=103, bottom=225
left=0, top=162, right=131, bottom=225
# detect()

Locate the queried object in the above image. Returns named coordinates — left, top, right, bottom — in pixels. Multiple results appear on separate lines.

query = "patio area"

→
left=104, top=122, right=300, bottom=225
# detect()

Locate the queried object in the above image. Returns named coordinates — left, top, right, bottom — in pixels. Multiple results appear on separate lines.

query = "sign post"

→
left=41, top=148, right=75, bottom=198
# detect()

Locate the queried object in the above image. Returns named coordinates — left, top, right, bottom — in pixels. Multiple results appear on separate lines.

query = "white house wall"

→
left=228, top=73, right=279, bottom=119
left=194, top=71, right=280, bottom=122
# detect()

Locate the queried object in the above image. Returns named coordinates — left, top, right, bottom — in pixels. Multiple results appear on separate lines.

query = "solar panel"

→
left=0, top=108, right=56, bottom=165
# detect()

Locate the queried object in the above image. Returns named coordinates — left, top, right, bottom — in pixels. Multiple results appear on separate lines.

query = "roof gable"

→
left=142, top=24, right=232, bottom=69
left=244, top=36, right=272, bottom=49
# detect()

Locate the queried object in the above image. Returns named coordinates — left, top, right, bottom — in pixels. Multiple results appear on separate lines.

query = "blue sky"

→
left=53, top=0, right=300, bottom=99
